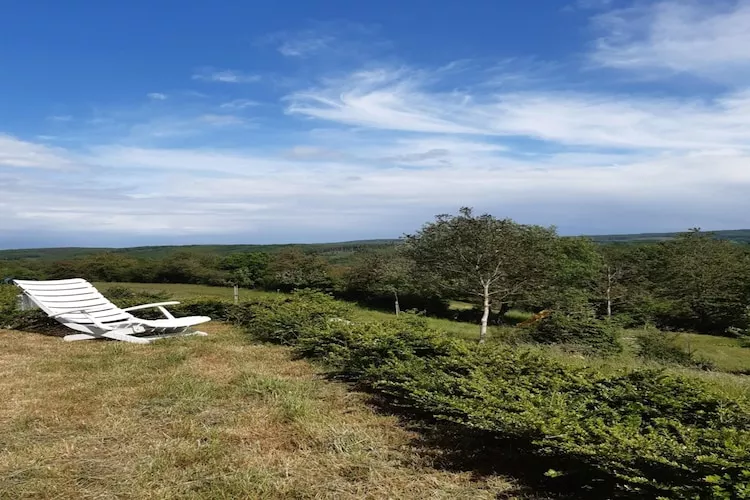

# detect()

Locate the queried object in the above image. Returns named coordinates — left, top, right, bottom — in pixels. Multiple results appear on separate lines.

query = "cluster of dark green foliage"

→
left=234, top=291, right=750, bottom=499
left=526, top=310, right=622, bottom=356
left=0, top=284, right=61, bottom=332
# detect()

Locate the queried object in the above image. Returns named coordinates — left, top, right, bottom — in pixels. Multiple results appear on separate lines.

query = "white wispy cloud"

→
left=47, top=115, right=73, bottom=122
left=191, top=68, right=261, bottom=83
left=198, top=114, right=247, bottom=126
left=147, top=92, right=168, bottom=100
left=0, top=135, right=76, bottom=169
left=220, top=99, right=259, bottom=110
left=260, top=21, right=390, bottom=59
left=261, top=26, right=337, bottom=58
left=590, top=1, right=750, bottom=83
left=286, top=67, right=750, bottom=150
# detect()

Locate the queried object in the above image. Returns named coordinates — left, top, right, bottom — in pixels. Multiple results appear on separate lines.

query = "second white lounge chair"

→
left=14, top=278, right=210, bottom=344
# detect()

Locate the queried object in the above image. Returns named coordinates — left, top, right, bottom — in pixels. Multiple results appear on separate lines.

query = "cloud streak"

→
left=590, top=1, right=750, bottom=83
left=287, top=67, right=750, bottom=151
left=192, top=68, right=261, bottom=83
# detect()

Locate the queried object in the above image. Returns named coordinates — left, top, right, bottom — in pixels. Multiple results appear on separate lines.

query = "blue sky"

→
left=1, top=0, right=749, bottom=248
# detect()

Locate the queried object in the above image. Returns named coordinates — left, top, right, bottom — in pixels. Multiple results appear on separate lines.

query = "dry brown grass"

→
left=0, top=323, right=517, bottom=499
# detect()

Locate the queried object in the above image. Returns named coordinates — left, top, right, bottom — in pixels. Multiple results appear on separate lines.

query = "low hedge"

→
left=237, top=290, right=750, bottom=499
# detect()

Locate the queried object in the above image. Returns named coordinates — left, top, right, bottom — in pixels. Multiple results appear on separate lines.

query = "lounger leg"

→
left=101, top=330, right=153, bottom=344
left=63, top=333, right=98, bottom=342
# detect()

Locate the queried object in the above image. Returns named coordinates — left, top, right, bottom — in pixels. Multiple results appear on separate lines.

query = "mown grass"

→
left=95, top=282, right=284, bottom=301
left=0, top=323, right=515, bottom=499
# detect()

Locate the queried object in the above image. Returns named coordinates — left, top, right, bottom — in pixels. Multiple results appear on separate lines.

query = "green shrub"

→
left=239, top=289, right=353, bottom=345
left=233, top=292, right=750, bottom=498
left=369, top=344, right=749, bottom=498
left=295, top=314, right=469, bottom=381
left=0, top=284, right=18, bottom=314
left=635, top=330, right=715, bottom=369
left=527, top=310, right=622, bottom=356
left=171, top=299, right=237, bottom=321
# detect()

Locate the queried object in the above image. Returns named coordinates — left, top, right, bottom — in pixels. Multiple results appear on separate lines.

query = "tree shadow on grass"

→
left=359, top=391, right=621, bottom=500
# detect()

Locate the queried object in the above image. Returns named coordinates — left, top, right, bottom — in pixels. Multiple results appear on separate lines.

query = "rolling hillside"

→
left=0, top=240, right=398, bottom=262
left=1, top=230, right=749, bottom=261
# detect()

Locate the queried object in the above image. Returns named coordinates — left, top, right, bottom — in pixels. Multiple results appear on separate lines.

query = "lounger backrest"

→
left=13, top=279, right=134, bottom=325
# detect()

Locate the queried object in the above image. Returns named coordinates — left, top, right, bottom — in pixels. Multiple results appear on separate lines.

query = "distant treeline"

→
left=3, top=229, right=750, bottom=262
left=3, top=220, right=750, bottom=336
left=0, top=240, right=399, bottom=263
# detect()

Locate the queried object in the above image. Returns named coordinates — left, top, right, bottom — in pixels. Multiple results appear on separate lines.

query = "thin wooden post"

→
left=233, top=285, right=239, bottom=304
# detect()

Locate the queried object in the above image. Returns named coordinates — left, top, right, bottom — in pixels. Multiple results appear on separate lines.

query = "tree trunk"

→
left=480, top=283, right=490, bottom=343
left=394, top=290, right=400, bottom=316
left=606, top=266, right=612, bottom=319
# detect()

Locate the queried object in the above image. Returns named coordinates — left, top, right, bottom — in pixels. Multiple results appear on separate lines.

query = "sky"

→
left=1, top=0, right=749, bottom=248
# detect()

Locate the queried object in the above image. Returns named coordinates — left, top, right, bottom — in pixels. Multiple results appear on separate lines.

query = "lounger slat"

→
left=36, top=294, right=104, bottom=303
left=62, top=314, right=133, bottom=324
left=15, top=279, right=87, bottom=286
left=27, top=289, right=102, bottom=298
left=45, top=299, right=113, bottom=309
left=39, top=293, right=104, bottom=303
left=22, top=284, right=96, bottom=292
left=52, top=304, right=120, bottom=315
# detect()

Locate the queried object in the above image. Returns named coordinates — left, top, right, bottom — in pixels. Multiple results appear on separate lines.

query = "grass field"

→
left=0, top=323, right=515, bottom=499
left=2, top=282, right=748, bottom=498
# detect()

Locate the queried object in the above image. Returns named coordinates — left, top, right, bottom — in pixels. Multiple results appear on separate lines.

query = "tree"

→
left=265, top=248, right=333, bottom=292
left=530, top=236, right=602, bottom=314
left=403, top=207, right=558, bottom=342
left=652, top=229, right=750, bottom=333
left=345, top=251, right=413, bottom=315
left=220, top=252, right=270, bottom=288
left=153, top=251, right=227, bottom=285
left=591, top=245, right=632, bottom=319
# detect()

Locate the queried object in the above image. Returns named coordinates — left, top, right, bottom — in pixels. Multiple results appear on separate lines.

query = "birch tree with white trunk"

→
left=403, top=207, right=558, bottom=342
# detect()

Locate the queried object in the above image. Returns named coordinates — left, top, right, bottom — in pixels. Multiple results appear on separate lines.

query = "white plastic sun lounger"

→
left=14, top=278, right=210, bottom=344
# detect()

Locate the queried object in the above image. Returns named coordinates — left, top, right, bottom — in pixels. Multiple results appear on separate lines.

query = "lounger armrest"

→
left=122, top=301, right=181, bottom=312
left=123, top=301, right=180, bottom=320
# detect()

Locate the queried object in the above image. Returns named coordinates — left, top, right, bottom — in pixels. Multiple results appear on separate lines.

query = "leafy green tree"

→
left=529, top=236, right=602, bottom=314
left=403, top=207, right=558, bottom=342
left=265, top=248, right=333, bottom=292
left=153, top=251, right=228, bottom=285
left=653, top=229, right=750, bottom=333
left=345, top=251, right=413, bottom=315
left=79, top=252, right=150, bottom=282
left=220, top=252, right=270, bottom=288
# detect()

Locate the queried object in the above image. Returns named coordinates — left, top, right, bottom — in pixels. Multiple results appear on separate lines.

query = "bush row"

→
left=236, top=291, right=750, bottom=499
